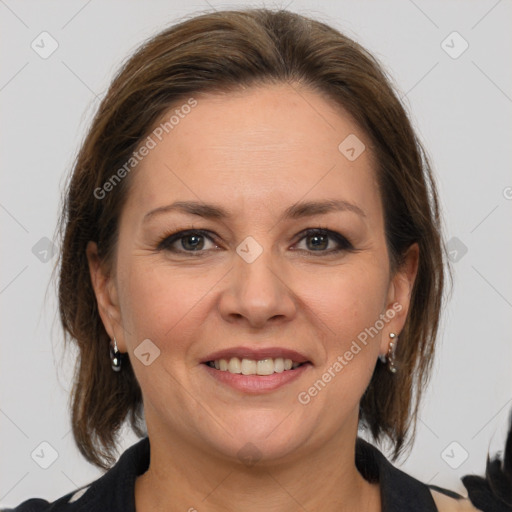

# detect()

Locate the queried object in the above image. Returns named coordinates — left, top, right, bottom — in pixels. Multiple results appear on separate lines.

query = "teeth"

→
left=274, top=358, right=285, bottom=373
left=241, top=358, right=256, bottom=375
left=228, top=357, right=241, bottom=374
left=208, top=357, right=304, bottom=375
left=257, top=359, right=273, bottom=376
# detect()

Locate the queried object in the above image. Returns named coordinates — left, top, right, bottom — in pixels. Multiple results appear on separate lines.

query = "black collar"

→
left=355, top=437, right=438, bottom=510
left=66, top=436, right=439, bottom=511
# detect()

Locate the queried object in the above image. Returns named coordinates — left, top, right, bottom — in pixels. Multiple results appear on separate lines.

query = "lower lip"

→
left=202, top=363, right=312, bottom=394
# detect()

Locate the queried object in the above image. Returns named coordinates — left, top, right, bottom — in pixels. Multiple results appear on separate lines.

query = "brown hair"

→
left=56, top=8, right=449, bottom=469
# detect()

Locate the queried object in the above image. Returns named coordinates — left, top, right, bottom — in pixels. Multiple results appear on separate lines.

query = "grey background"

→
left=1, top=0, right=511, bottom=507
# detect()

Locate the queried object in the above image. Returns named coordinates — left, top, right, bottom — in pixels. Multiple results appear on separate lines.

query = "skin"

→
left=87, top=83, right=419, bottom=512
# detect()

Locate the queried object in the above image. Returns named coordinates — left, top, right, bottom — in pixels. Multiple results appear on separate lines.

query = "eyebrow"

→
left=143, top=199, right=366, bottom=224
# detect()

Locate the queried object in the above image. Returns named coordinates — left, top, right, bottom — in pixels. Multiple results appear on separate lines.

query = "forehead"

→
left=123, top=83, right=381, bottom=224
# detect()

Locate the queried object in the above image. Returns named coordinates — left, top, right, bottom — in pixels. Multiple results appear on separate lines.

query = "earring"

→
left=387, top=332, right=398, bottom=374
left=110, top=337, right=122, bottom=372
left=379, top=332, right=398, bottom=374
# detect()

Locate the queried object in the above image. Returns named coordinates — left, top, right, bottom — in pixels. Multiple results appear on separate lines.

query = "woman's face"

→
left=88, top=83, right=418, bottom=463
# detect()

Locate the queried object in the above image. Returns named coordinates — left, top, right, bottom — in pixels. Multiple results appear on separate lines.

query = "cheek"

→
left=117, top=259, right=220, bottom=346
left=298, top=266, right=387, bottom=416
left=301, top=261, right=389, bottom=340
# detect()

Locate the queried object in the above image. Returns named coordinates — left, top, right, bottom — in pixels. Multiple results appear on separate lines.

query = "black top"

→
left=2, top=436, right=506, bottom=512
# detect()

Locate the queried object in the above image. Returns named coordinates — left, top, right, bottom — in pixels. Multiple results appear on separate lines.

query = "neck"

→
left=135, top=419, right=380, bottom=512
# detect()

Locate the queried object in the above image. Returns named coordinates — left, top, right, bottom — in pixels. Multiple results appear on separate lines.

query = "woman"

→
left=6, top=8, right=511, bottom=512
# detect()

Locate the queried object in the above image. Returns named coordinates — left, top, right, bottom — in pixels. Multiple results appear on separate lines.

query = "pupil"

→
left=308, top=234, right=327, bottom=250
left=183, top=235, right=203, bottom=251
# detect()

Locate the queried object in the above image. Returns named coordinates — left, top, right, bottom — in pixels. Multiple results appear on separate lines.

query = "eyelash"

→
left=156, top=227, right=355, bottom=257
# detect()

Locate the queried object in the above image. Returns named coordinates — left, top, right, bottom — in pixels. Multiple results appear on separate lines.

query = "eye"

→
left=293, top=228, right=354, bottom=255
left=157, top=229, right=219, bottom=255
left=157, top=227, right=354, bottom=257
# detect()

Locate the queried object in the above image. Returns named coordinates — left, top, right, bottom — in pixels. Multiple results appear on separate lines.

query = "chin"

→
left=197, top=416, right=314, bottom=466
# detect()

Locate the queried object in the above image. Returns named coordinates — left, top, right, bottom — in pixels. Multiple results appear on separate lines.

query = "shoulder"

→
left=0, top=487, right=87, bottom=511
left=1, top=499, right=49, bottom=512
left=429, top=488, right=483, bottom=512
left=2, top=437, right=150, bottom=512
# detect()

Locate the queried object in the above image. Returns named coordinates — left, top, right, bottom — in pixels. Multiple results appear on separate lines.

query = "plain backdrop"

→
left=1, top=0, right=511, bottom=507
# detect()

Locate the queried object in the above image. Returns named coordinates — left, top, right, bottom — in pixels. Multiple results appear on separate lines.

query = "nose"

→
left=217, top=246, right=297, bottom=329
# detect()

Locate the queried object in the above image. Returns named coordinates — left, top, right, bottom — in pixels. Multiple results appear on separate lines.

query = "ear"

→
left=379, top=242, right=419, bottom=356
left=86, top=241, right=127, bottom=352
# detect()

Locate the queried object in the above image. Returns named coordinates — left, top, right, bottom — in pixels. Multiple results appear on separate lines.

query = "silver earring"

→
left=387, top=332, right=398, bottom=373
left=379, top=332, right=398, bottom=374
left=110, top=337, right=122, bottom=372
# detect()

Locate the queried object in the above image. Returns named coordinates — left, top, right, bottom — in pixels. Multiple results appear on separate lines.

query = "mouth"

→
left=203, top=357, right=309, bottom=375
left=200, top=347, right=312, bottom=393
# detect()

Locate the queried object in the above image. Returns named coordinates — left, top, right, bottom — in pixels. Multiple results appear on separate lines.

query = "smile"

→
left=205, top=357, right=304, bottom=375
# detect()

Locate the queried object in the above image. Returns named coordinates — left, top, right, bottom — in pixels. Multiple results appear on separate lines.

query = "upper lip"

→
left=201, top=347, right=310, bottom=364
